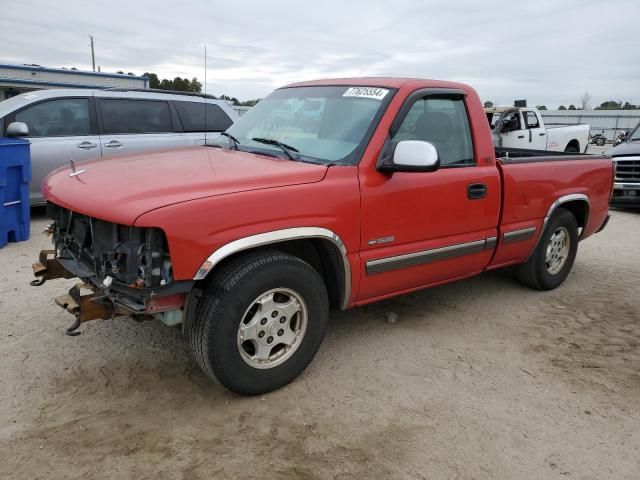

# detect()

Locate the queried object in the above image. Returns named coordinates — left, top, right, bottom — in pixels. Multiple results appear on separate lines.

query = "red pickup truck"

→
left=35, top=78, right=613, bottom=395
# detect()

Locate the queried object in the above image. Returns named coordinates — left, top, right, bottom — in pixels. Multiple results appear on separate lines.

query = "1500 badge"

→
left=368, top=235, right=395, bottom=246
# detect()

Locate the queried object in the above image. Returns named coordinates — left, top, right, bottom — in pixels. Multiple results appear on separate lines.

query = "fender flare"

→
left=192, top=227, right=351, bottom=310
left=527, top=193, right=590, bottom=260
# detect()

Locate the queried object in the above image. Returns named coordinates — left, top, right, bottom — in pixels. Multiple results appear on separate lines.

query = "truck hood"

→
left=609, top=141, right=640, bottom=157
left=43, top=146, right=328, bottom=225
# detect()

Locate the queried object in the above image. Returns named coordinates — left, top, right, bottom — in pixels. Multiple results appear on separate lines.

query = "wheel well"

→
left=566, top=139, right=580, bottom=152
left=557, top=200, right=589, bottom=231
left=203, top=238, right=347, bottom=310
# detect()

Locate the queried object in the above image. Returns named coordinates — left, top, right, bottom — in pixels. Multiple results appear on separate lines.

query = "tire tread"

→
left=516, top=208, right=578, bottom=290
left=186, top=250, right=328, bottom=394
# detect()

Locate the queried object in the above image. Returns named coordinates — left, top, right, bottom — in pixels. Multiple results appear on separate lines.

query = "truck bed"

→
left=483, top=147, right=613, bottom=270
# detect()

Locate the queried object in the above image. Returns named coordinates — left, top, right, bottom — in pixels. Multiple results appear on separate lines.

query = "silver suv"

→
left=0, top=88, right=239, bottom=205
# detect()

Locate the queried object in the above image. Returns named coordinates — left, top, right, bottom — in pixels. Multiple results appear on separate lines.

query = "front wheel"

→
left=515, top=208, right=579, bottom=290
left=596, top=137, right=606, bottom=147
left=187, top=251, right=329, bottom=395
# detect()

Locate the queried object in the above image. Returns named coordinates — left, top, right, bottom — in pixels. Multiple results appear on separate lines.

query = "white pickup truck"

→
left=486, top=107, right=590, bottom=153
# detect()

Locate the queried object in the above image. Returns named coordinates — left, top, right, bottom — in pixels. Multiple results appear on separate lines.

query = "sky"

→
left=1, top=0, right=638, bottom=108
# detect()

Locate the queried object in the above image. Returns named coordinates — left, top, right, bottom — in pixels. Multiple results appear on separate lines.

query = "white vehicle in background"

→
left=486, top=107, right=590, bottom=153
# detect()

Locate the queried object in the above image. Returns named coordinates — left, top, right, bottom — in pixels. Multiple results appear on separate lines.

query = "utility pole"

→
left=89, top=35, right=96, bottom=72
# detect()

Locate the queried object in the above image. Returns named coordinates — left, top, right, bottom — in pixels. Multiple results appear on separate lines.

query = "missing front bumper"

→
left=31, top=249, right=191, bottom=334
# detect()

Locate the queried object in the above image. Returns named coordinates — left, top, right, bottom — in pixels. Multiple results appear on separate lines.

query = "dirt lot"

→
left=0, top=209, right=638, bottom=479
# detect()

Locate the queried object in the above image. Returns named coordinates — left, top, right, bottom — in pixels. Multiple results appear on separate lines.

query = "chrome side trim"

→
left=193, top=227, right=351, bottom=310
left=502, top=227, right=536, bottom=245
left=366, top=238, right=495, bottom=276
left=526, top=193, right=591, bottom=261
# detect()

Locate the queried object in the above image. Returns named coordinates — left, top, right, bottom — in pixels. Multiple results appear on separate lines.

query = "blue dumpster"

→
left=0, top=138, right=31, bottom=248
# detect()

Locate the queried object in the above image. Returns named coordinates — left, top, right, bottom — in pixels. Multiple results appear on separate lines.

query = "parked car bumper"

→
left=611, top=182, right=640, bottom=206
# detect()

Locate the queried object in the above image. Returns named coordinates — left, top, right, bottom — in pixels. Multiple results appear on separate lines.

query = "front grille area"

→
left=46, top=202, right=172, bottom=288
left=615, top=156, right=640, bottom=183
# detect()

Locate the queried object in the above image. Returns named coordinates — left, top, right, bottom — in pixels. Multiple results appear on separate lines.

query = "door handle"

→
left=77, top=141, right=97, bottom=150
left=104, top=140, right=123, bottom=148
left=517, top=135, right=525, bottom=139
left=467, top=183, right=487, bottom=200
left=539, top=132, right=546, bottom=136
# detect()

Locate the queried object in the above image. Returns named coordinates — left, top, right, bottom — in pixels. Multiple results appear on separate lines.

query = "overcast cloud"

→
left=1, top=0, right=638, bottom=107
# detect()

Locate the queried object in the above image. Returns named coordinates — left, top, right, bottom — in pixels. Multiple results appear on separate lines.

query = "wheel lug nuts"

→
left=267, top=336, right=273, bottom=344
left=258, top=331, right=265, bottom=338
left=277, top=329, right=284, bottom=336
left=260, top=318, right=267, bottom=325
left=279, top=317, right=286, bottom=323
left=271, top=311, right=278, bottom=318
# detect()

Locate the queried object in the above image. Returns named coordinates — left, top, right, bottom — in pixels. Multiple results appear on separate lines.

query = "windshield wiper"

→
left=251, top=137, right=299, bottom=160
left=220, top=132, right=240, bottom=150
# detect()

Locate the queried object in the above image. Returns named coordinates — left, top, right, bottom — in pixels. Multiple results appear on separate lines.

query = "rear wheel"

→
left=515, top=208, right=579, bottom=290
left=564, top=142, right=579, bottom=153
left=187, top=251, right=329, bottom=395
left=596, top=137, right=606, bottom=147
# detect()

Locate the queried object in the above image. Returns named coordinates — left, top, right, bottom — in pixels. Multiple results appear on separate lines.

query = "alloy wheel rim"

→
left=545, top=227, right=570, bottom=275
left=237, top=288, right=308, bottom=369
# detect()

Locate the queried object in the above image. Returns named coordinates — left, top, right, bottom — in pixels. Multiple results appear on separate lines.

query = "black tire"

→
left=515, top=208, right=579, bottom=290
left=187, top=250, right=329, bottom=395
left=596, top=137, right=606, bottom=147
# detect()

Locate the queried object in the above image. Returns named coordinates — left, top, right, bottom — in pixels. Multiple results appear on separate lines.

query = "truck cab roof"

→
left=284, top=77, right=471, bottom=92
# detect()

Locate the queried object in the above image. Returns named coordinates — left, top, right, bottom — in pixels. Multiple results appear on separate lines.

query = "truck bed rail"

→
left=496, top=147, right=597, bottom=164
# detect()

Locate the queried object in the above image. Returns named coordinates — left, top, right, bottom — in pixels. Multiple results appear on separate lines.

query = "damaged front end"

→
left=32, top=203, right=193, bottom=334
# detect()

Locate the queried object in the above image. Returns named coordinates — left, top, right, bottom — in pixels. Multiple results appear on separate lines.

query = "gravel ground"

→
left=0, top=208, right=638, bottom=479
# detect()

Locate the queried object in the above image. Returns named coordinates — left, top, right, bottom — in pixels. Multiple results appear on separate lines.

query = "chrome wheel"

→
left=545, top=227, right=570, bottom=275
left=237, top=288, right=308, bottom=369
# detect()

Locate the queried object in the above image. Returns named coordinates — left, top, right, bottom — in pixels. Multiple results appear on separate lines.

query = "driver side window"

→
left=392, top=96, right=474, bottom=167
left=503, top=111, right=521, bottom=131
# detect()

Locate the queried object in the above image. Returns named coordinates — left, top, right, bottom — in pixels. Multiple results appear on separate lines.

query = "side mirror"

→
left=380, top=140, right=440, bottom=172
left=6, top=122, right=29, bottom=137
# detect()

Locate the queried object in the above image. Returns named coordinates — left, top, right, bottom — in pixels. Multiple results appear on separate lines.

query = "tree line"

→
left=63, top=66, right=260, bottom=105
left=67, top=68, right=640, bottom=111
left=556, top=101, right=639, bottom=110
left=484, top=100, right=639, bottom=111
left=142, top=72, right=260, bottom=106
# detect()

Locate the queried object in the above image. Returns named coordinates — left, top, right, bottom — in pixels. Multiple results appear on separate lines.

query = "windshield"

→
left=630, top=122, right=640, bottom=141
left=215, top=86, right=394, bottom=164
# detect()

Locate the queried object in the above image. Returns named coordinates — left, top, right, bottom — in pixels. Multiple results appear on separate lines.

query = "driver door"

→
left=357, top=91, right=500, bottom=301
left=499, top=111, right=527, bottom=148
left=522, top=110, right=546, bottom=150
